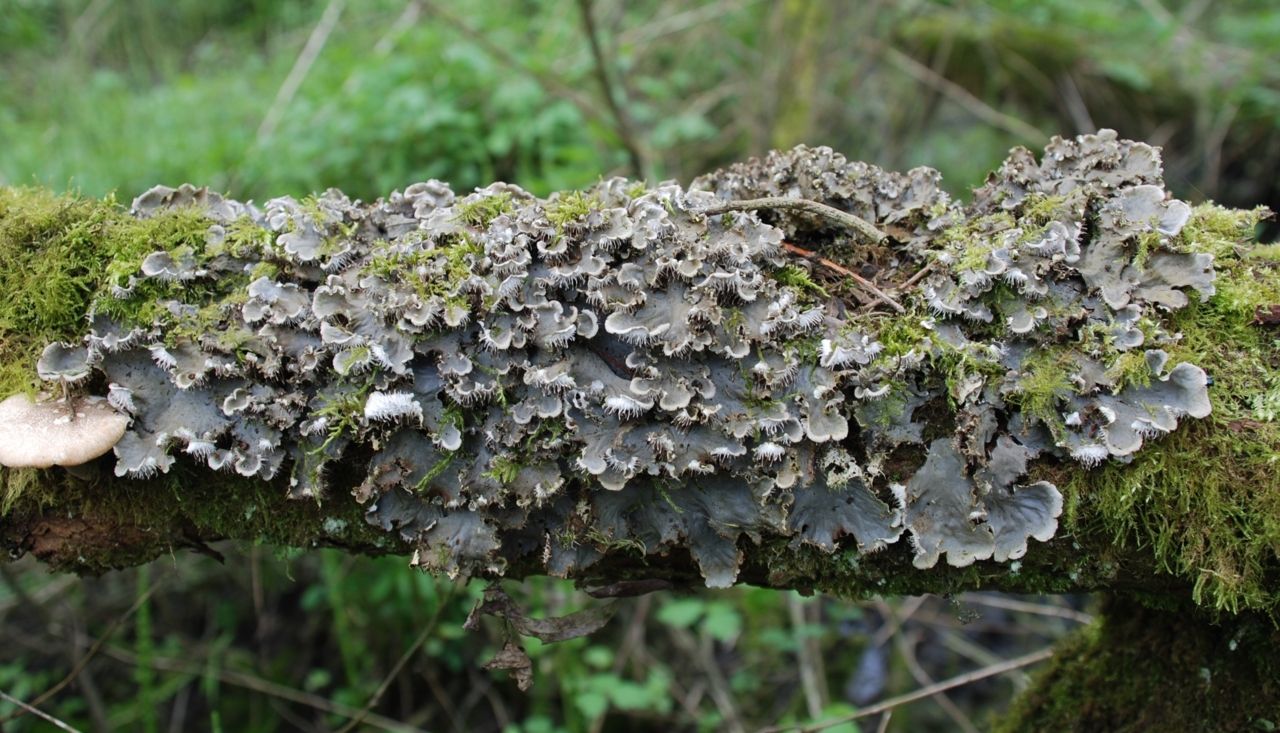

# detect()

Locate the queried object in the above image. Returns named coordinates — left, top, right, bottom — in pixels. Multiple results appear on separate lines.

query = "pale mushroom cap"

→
left=0, top=394, right=130, bottom=468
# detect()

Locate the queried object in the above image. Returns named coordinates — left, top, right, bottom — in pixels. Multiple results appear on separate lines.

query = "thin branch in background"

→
left=575, top=0, right=649, bottom=179
left=759, top=647, right=1055, bottom=733
left=255, top=0, right=346, bottom=143
left=0, top=690, right=82, bottom=733
left=618, top=0, right=758, bottom=47
left=788, top=594, right=827, bottom=720
left=588, top=594, right=654, bottom=733
left=0, top=565, right=77, bottom=618
left=879, top=44, right=1047, bottom=144
left=375, top=0, right=423, bottom=55
left=871, top=596, right=926, bottom=648
left=0, top=577, right=165, bottom=725
left=1057, top=73, right=1096, bottom=134
left=421, top=662, right=466, bottom=732
left=669, top=626, right=747, bottom=733
left=417, top=0, right=629, bottom=156
left=892, top=630, right=980, bottom=733
left=960, top=593, right=1095, bottom=626
left=334, top=583, right=457, bottom=733
left=97, top=644, right=425, bottom=733
left=1203, top=102, right=1240, bottom=196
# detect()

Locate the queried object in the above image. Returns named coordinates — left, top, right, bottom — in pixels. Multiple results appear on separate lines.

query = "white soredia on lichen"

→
left=21, top=131, right=1216, bottom=584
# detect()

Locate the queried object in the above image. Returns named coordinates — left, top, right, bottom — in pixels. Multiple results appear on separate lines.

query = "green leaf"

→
left=656, top=597, right=706, bottom=628
left=574, top=690, right=609, bottom=720
left=583, top=645, right=614, bottom=670
left=701, top=601, right=743, bottom=642
left=608, top=680, right=658, bottom=710
left=815, top=703, right=862, bottom=733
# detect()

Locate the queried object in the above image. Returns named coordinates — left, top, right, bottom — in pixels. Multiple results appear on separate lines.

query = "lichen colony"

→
left=6, top=131, right=1217, bottom=586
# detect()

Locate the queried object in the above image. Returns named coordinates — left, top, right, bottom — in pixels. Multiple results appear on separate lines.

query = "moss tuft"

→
left=997, top=596, right=1280, bottom=732
left=771, top=264, right=830, bottom=299
left=543, top=191, right=598, bottom=230
left=1065, top=203, right=1280, bottom=615
left=454, top=192, right=514, bottom=228
left=0, top=187, right=219, bottom=396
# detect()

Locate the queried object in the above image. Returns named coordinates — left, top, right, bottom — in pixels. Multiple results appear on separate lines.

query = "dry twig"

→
left=0, top=691, right=81, bottom=732
left=758, top=647, right=1055, bottom=733
left=698, top=197, right=886, bottom=243
left=782, top=242, right=905, bottom=313
left=256, top=0, right=346, bottom=142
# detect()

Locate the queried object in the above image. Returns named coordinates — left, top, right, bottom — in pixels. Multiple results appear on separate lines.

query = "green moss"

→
left=2, top=460, right=399, bottom=573
left=483, top=455, right=521, bottom=485
left=454, top=192, right=514, bottom=228
left=1176, top=203, right=1270, bottom=257
left=1009, top=348, right=1074, bottom=427
left=1133, top=229, right=1161, bottom=269
left=366, top=234, right=482, bottom=305
left=873, top=313, right=931, bottom=360
left=543, top=190, right=598, bottom=230
left=0, top=187, right=218, bottom=396
left=997, top=596, right=1280, bottom=732
left=1066, top=203, right=1280, bottom=616
left=937, top=211, right=1016, bottom=271
left=1103, top=349, right=1153, bottom=391
left=1020, top=193, right=1068, bottom=225
left=771, top=264, right=830, bottom=299
left=311, top=378, right=376, bottom=455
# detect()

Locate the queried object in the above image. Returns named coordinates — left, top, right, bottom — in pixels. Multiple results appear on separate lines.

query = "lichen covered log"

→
left=0, top=131, right=1276, bottom=620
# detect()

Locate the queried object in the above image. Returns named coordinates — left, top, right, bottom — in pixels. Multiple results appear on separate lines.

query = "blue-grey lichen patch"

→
left=3, top=131, right=1217, bottom=585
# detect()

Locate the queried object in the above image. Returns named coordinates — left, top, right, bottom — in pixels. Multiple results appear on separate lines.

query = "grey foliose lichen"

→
left=35, top=131, right=1213, bottom=585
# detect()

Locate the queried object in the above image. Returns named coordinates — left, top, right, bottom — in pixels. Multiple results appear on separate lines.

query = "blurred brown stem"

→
left=758, top=647, right=1055, bottom=733
left=576, top=0, right=650, bottom=180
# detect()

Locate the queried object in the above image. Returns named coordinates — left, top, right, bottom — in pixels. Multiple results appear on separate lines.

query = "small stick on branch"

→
left=697, top=197, right=887, bottom=243
left=897, top=260, right=936, bottom=292
left=783, top=242, right=905, bottom=313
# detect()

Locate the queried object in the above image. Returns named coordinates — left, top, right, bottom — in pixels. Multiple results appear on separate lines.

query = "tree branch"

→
left=575, top=0, right=649, bottom=179
left=696, top=196, right=887, bottom=242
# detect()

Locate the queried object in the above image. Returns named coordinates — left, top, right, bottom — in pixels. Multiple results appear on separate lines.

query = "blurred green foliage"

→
left=0, top=0, right=1276, bottom=731
left=2, top=0, right=1277, bottom=217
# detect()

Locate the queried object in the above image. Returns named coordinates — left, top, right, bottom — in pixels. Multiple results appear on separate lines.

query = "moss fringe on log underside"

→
left=995, top=596, right=1280, bottom=731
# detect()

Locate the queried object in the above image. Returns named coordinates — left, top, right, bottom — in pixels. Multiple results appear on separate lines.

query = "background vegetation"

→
left=0, top=0, right=1275, bottom=731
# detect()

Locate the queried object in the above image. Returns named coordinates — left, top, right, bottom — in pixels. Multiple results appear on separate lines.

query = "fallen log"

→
left=1, top=131, right=1276, bottom=728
